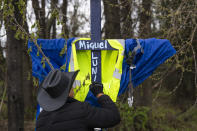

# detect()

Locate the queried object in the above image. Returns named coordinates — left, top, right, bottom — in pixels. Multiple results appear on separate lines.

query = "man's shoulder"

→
left=38, top=98, right=92, bottom=119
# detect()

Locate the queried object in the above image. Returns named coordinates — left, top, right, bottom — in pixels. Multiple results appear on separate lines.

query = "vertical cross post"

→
left=90, top=0, right=101, bottom=82
left=91, top=0, right=101, bottom=40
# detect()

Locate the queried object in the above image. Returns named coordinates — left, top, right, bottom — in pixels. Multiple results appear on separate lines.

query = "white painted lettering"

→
left=92, top=52, right=98, bottom=59
left=100, top=42, right=104, bottom=49
left=90, top=42, right=94, bottom=50
left=92, top=67, right=97, bottom=74
left=93, top=75, right=97, bottom=82
left=87, top=43, right=90, bottom=49
left=78, top=40, right=109, bottom=50
left=79, top=40, right=86, bottom=49
left=91, top=52, right=99, bottom=82
left=105, top=40, right=108, bottom=48
left=92, top=59, right=98, bottom=66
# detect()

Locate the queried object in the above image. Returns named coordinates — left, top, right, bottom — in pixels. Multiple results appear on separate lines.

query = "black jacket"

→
left=36, top=95, right=121, bottom=131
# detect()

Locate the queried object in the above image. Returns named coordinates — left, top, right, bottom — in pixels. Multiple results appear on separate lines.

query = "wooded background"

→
left=0, top=0, right=197, bottom=131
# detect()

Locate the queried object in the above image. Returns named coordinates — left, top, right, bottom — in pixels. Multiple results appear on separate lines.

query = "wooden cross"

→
left=75, top=0, right=116, bottom=83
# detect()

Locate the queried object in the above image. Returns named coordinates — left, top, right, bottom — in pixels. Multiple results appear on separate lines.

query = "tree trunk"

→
left=103, top=0, right=121, bottom=39
left=134, top=79, right=153, bottom=106
left=120, top=0, right=133, bottom=38
left=0, top=44, right=5, bottom=100
left=70, top=2, right=80, bottom=37
left=133, top=0, right=152, bottom=130
left=32, top=0, right=46, bottom=38
left=134, top=0, right=152, bottom=107
left=40, top=0, right=46, bottom=38
left=46, top=0, right=58, bottom=39
left=0, top=45, right=5, bottom=81
left=22, top=0, right=34, bottom=120
left=6, top=0, right=24, bottom=130
left=61, top=0, right=69, bottom=38
left=23, top=51, right=34, bottom=119
left=139, top=0, right=152, bottom=38
left=52, top=20, right=56, bottom=38
left=23, top=43, right=34, bottom=120
left=7, top=32, right=24, bottom=131
left=133, top=78, right=153, bottom=131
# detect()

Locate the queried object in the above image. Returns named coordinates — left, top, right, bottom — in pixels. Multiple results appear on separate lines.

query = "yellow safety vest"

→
left=69, top=38, right=125, bottom=102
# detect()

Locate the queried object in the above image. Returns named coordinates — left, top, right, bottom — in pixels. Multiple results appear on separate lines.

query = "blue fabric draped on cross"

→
left=28, top=38, right=176, bottom=118
left=119, top=38, right=176, bottom=94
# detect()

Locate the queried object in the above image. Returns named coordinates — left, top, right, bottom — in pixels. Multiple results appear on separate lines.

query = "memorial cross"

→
left=75, top=0, right=116, bottom=82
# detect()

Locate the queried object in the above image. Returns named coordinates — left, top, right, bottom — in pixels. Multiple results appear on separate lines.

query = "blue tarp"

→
left=28, top=38, right=176, bottom=117
left=118, top=38, right=176, bottom=94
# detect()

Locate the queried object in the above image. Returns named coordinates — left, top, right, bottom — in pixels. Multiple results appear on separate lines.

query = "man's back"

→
left=36, top=95, right=120, bottom=131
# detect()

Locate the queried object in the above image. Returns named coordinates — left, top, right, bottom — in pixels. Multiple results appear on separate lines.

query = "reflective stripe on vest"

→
left=134, top=39, right=144, bottom=54
left=113, top=68, right=122, bottom=80
left=73, top=80, right=81, bottom=88
left=70, top=51, right=75, bottom=71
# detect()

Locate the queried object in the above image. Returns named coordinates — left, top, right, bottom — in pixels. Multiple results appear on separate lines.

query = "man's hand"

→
left=89, top=82, right=104, bottom=98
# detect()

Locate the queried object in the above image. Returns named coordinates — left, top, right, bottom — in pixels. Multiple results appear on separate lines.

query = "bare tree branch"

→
left=13, top=18, right=54, bottom=70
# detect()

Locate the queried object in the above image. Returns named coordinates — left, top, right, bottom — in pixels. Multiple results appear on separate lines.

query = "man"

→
left=36, top=69, right=121, bottom=131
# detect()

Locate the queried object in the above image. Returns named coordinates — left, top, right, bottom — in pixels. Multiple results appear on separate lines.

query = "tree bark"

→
left=0, top=45, right=5, bottom=81
left=134, top=78, right=153, bottom=107
left=139, top=0, right=152, bottom=38
left=134, top=0, right=152, bottom=107
left=103, top=0, right=121, bottom=39
left=46, top=0, right=58, bottom=38
left=40, top=0, right=46, bottom=38
left=61, top=0, right=69, bottom=38
left=134, top=0, right=152, bottom=106
left=32, top=0, right=46, bottom=38
left=23, top=50, right=34, bottom=119
left=21, top=0, right=34, bottom=120
left=120, top=0, right=133, bottom=38
left=70, top=2, right=80, bottom=37
left=133, top=0, right=153, bottom=130
left=6, top=0, right=24, bottom=130
left=52, top=20, right=56, bottom=38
